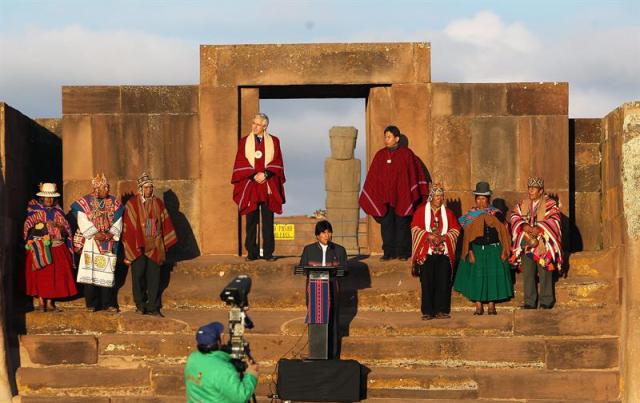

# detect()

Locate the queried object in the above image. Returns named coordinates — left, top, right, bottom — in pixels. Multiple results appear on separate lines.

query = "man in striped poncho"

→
left=510, top=177, right=563, bottom=309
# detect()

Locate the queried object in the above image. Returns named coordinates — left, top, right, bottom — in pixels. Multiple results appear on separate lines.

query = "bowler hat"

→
left=473, top=182, right=492, bottom=196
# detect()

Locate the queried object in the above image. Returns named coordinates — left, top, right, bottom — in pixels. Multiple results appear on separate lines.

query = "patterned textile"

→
left=527, top=177, right=544, bottom=188
left=306, top=278, right=331, bottom=324
left=509, top=195, right=562, bottom=271
left=91, top=173, right=108, bottom=189
left=411, top=202, right=461, bottom=269
left=26, top=237, right=52, bottom=270
left=71, top=195, right=123, bottom=255
left=122, top=195, right=177, bottom=265
left=458, top=206, right=500, bottom=228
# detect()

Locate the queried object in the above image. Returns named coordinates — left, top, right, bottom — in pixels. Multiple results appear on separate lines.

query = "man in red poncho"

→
left=359, top=125, right=429, bottom=261
left=411, top=184, right=461, bottom=320
left=123, top=172, right=177, bottom=316
left=231, top=113, right=286, bottom=261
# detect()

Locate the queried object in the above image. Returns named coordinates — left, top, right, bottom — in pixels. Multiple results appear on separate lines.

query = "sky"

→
left=1, top=0, right=639, bottom=215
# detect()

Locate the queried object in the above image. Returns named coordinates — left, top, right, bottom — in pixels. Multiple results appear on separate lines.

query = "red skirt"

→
left=25, top=244, right=78, bottom=299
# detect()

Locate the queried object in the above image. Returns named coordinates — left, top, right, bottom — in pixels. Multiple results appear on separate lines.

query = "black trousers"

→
left=379, top=206, right=411, bottom=258
left=84, top=284, right=115, bottom=310
left=245, top=202, right=275, bottom=258
left=131, top=255, right=162, bottom=312
left=521, top=254, right=555, bottom=307
left=419, top=254, right=452, bottom=315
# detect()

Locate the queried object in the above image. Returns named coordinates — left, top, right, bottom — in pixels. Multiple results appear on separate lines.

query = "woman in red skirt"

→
left=23, top=183, right=77, bottom=311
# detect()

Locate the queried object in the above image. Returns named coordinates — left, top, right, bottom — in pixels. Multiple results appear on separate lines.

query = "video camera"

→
left=220, top=275, right=254, bottom=368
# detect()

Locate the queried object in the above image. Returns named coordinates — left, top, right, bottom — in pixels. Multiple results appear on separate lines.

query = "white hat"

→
left=36, top=183, right=60, bottom=198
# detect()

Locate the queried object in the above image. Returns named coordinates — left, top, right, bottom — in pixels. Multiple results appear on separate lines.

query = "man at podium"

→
left=299, top=220, right=347, bottom=359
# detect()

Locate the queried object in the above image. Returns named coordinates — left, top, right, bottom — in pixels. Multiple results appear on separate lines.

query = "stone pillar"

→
left=325, top=127, right=360, bottom=255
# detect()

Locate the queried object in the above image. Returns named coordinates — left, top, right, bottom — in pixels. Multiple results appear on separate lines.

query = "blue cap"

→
left=196, top=322, right=224, bottom=346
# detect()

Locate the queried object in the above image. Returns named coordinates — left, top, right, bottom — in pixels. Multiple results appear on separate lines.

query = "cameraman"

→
left=184, top=322, right=259, bottom=403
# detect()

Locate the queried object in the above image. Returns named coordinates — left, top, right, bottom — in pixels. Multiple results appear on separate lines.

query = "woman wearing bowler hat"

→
left=454, top=182, right=512, bottom=315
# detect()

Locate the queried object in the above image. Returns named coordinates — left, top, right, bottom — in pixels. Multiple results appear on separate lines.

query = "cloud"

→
left=0, top=25, right=197, bottom=116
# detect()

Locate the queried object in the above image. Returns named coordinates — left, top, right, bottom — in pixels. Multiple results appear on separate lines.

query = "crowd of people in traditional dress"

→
left=23, top=173, right=177, bottom=316
left=23, top=112, right=562, bottom=321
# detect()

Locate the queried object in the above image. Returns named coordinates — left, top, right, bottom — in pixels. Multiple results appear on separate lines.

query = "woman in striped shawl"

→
left=411, top=183, right=461, bottom=320
left=23, top=183, right=77, bottom=312
left=509, top=177, right=562, bottom=309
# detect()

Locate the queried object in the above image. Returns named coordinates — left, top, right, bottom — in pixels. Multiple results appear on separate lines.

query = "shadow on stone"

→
left=164, top=189, right=200, bottom=261
left=338, top=259, right=372, bottom=354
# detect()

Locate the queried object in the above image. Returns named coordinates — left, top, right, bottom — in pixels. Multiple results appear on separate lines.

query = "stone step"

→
left=22, top=306, right=620, bottom=338
left=16, top=365, right=620, bottom=401
left=20, top=332, right=618, bottom=371
left=567, top=248, right=619, bottom=279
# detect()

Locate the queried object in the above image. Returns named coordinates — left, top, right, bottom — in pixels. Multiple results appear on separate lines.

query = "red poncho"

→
left=411, top=202, right=461, bottom=270
left=231, top=133, right=286, bottom=215
left=359, top=146, right=429, bottom=217
left=122, top=195, right=177, bottom=265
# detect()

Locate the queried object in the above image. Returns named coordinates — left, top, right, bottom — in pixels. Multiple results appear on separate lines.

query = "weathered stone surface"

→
left=431, top=83, right=507, bottom=117
left=574, top=192, right=602, bottom=251
left=475, top=368, right=618, bottom=400
left=326, top=190, right=359, bottom=209
left=391, top=83, right=432, bottom=165
left=546, top=338, right=618, bottom=369
left=506, top=83, right=568, bottom=115
left=573, top=118, right=603, bottom=143
left=34, top=118, right=62, bottom=138
left=91, top=114, right=124, bottom=180
left=20, top=398, right=110, bottom=403
left=148, top=114, right=200, bottom=180
left=198, top=85, right=239, bottom=254
left=329, top=126, right=358, bottom=160
left=150, top=366, right=186, bottom=397
left=324, top=159, right=361, bottom=192
left=326, top=208, right=360, bottom=237
left=514, top=308, right=619, bottom=336
left=62, top=180, right=93, bottom=211
left=25, top=310, right=120, bottom=334
left=21, top=335, right=97, bottom=365
left=62, top=86, right=121, bottom=114
left=62, top=115, right=93, bottom=181
left=341, top=336, right=545, bottom=366
left=529, top=115, right=569, bottom=191
left=121, top=86, right=198, bottom=114
left=431, top=116, right=471, bottom=190
left=470, top=117, right=518, bottom=191
left=201, top=43, right=430, bottom=86
left=99, top=334, right=194, bottom=358
left=16, top=367, right=150, bottom=391
left=120, top=114, right=150, bottom=179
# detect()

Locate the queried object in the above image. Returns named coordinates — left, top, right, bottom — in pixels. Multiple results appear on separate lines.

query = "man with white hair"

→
left=231, top=113, right=286, bottom=261
left=71, top=173, right=123, bottom=312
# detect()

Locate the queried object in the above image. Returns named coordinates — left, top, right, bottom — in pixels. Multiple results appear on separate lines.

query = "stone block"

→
left=546, top=338, right=618, bottom=369
left=99, top=334, right=194, bottom=357
left=575, top=164, right=601, bottom=192
left=529, top=115, right=569, bottom=191
left=391, top=83, right=432, bottom=165
left=326, top=208, right=360, bottom=236
left=151, top=366, right=185, bottom=397
left=156, top=180, right=201, bottom=259
left=431, top=83, right=508, bottom=117
left=475, top=368, right=619, bottom=400
left=329, top=126, right=358, bottom=160
left=16, top=367, right=150, bottom=390
left=574, top=192, right=602, bottom=251
left=240, top=87, right=260, bottom=137
left=575, top=143, right=600, bottom=167
left=35, top=118, right=62, bottom=138
left=62, top=86, right=121, bottom=114
left=366, top=87, right=393, bottom=166
left=326, top=191, right=359, bottom=209
left=325, top=159, right=361, bottom=192
left=62, top=180, right=93, bottom=211
left=573, top=118, right=602, bottom=143
left=120, top=114, right=150, bottom=179
left=21, top=335, right=97, bottom=365
left=470, top=117, right=518, bottom=191
left=121, top=85, right=198, bottom=114
left=148, top=114, right=200, bottom=179
left=21, top=398, right=110, bottom=403
left=201, top=42, right=430, bottom=86
left=25, top=310, right=120, bottom=334
left=431, top=116, right=471, bottom=190
left=91, top=114, right=123, bottom=180
left=62, top=115, right=93, bottom=181
left=514, top=308, right=619, bottom=336
left=506, top=82, right=568, bottom=115
left=199, top=86, right=239, bottom=254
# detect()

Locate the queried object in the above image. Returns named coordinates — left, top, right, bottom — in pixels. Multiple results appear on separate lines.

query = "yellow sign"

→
left=274, top=224, right=295, bottom=240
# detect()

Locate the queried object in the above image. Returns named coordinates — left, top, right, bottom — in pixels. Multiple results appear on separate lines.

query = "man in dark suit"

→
left=299, top=220, right=347, bottom=358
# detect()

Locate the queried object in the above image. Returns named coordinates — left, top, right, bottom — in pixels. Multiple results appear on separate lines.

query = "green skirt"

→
left=454, top=243, right=513, bottom=302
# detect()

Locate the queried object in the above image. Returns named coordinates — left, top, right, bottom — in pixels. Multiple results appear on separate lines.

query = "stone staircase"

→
left=13, top=250, right=621, bottom=402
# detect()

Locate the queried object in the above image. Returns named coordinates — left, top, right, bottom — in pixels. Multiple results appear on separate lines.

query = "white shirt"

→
left=320, top=243, right=329, bottom=266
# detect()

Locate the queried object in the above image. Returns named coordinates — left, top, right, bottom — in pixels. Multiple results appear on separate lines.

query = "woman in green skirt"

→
left=454, top=182, right=513, bottom=315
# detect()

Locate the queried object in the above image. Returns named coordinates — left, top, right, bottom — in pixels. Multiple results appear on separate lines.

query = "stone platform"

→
left=13, top=251, right=621, bottom=402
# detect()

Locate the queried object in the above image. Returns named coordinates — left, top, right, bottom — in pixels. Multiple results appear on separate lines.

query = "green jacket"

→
left=184, top=350, right=257, bottom=403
